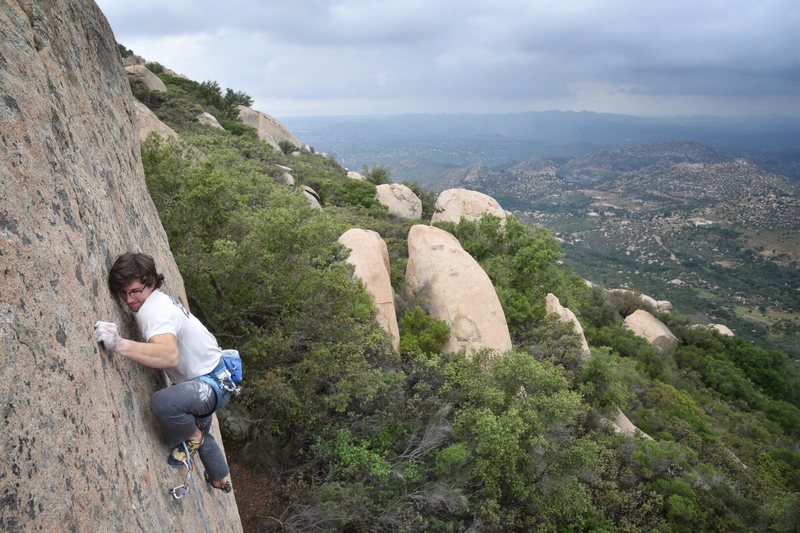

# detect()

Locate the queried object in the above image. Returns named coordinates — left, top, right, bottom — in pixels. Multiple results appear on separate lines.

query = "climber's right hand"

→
left=93, top=321, right=121, bottom=353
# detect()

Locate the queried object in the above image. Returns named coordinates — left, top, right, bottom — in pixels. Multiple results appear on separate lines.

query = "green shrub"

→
left=117, top=43, right=133, bottom=58
left=399, top=305, right=450, bottom=357
left=363, top=165, right=391, bottom=185
left=319, top=177, right=381, bottom=210
left=278, top=140, right=298, bottom=154
left=145, top=61, right=164, bottom=74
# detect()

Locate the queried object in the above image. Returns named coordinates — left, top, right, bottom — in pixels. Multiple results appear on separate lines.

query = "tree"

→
left=364, top=165, right=391, bottom=185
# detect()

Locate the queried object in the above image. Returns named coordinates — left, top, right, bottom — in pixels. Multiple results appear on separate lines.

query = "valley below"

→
left=443, top=143, right=800, bottom=356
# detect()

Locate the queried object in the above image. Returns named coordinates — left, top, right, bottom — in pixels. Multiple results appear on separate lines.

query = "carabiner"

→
left=169, top=484, right=190, bottom=499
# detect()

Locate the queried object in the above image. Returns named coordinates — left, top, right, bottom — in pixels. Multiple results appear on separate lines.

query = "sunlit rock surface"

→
left=624, top=310, right=679, bottom=352
left=338, top=229, right=400, bottom=350
left=431, top=188, right=507, bottom=225
left=405, top=225, right=511, bottom=356
left=0, top=2, right=242, bottom=530
left=375, top=183, right=422, bottom=219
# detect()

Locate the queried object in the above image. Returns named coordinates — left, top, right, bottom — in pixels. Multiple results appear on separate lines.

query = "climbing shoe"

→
left=167, top=437, right=203, bottom=468
left=204, top=470, right=232, bottom=493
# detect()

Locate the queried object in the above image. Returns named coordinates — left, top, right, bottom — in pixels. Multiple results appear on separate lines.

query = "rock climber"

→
left=93, top=252, right=233, bottom=493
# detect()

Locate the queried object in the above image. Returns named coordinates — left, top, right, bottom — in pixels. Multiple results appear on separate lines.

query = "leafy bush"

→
left=363, top=165, right=391, bottom=185
left=278, top=140, right=298, bottom=155
left=117, top=43, right=133, bottom=58
left=145, top=61, right=164, bottom=74
left=399, top=305, right=450, bottom=357
left=319, top=178, right=381, bottom=210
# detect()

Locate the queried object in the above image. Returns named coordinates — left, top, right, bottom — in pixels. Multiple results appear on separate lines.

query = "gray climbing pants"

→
left=150, top=379, right=231, bottom=482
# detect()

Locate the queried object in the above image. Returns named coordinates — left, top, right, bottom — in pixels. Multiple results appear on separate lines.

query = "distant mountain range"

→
left=281, top=111, right=800, bottom=183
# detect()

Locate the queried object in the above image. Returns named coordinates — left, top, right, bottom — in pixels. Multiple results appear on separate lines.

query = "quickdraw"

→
left=169, top=442, right=194, bottom=500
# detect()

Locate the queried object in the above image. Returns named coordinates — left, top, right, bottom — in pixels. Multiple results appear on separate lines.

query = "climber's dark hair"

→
left=108, top=252, right=165, bottom=296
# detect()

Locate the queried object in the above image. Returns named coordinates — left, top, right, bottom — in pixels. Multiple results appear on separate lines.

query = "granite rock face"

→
left=125, top=64, right=167, bottom=92
left=0, top=2, right=242, bottom=531
left=375, top=183, right=422, bottom=219
left=196, top=111, right=224, bottom=130
left=338, top=229, right=400, bottom=350
left=545, top=293, right=591, bottom=363
left=430, top=188, right=507, bottom=225
left=237, top=105, right=302, bottom=151
left=405, top=225, right=511, bottom=356
left=133, top=99, right=178, bottom=143
left=711, top=324, right=735, bottom=336
left=623, top=310, right=680, bottom=352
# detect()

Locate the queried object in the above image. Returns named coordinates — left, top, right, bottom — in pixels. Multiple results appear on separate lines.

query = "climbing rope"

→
left=167, top=442, right=213, bottom=533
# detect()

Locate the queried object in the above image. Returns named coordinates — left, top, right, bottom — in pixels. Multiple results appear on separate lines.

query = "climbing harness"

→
left=169, top=442, right=194, bottom=500
left=197, top=350, right=243, bottom=415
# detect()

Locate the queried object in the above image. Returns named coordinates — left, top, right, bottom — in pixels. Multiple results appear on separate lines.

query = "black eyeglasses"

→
left=123, top=285, right=148, bottom=299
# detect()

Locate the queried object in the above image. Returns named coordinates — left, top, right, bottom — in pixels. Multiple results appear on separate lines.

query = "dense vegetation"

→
left=133, top=59, right=800, bottom=531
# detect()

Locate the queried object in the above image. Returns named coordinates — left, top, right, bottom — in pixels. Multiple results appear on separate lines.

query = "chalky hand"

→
left=94, top=321, right=121, bottom=353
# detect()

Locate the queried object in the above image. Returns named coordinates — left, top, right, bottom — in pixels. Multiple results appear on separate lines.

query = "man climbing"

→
left=93, top=252, right=233, bottom=493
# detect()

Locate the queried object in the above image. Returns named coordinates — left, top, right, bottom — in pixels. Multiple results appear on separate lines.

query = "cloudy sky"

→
left=95, top=0, right=800, bottom=118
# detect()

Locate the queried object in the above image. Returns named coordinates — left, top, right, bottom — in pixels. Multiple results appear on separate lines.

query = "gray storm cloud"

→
left=96, top=0, right=800, bottom=116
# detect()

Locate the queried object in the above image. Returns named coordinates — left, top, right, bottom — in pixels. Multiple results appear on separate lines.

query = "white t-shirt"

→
left=135, top=289, right=221, bottom=383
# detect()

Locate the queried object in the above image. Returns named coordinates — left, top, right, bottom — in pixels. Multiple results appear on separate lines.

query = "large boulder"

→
left=375, top=183, right=422, bottom=219
left=121, top=54, right=186, bottom=79
left=122, top=53, right=146, bottom=67
left=545, top=294, right=591, bottom=363
left=431, top=188, right=507, bottom=225
left=710, top=323, right=735, bottom=336
left=624, top=310, right=680, bottom=352
left=405, top=225, right=512, bottom=356
left=608, top=288, right=672, bottom=313
left=124, top=64, right=167, bottom=92
left=600, top=408, right=653, bottom=440
left=275, top=164, right=295, bottom=185
left=347, top=170, right=365, bottom=181
left=338, top=229, right=400, bottom=350
left=197, top=111, right=224, bottom=130
left=280, top=171, right=295, bottom=186
left=0, top=3, right=241, bottom=531
left=133, top=98, right=178, bottom=142
left=237, top=105, right=302, bottom=151
left=303, top=185, right=322, bottom=209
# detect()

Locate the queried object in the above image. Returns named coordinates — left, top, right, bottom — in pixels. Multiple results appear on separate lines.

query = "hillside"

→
left=82, top=48, right=800, bottom=531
